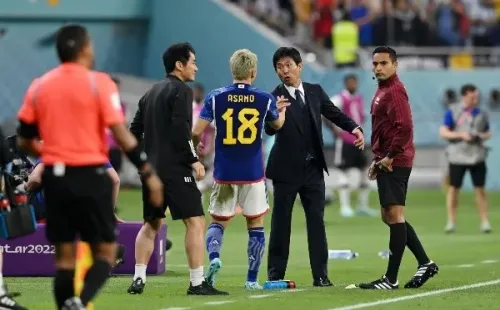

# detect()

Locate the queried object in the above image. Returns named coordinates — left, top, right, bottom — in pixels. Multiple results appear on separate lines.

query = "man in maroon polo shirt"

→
left=357, top=46, right=439, bottom=290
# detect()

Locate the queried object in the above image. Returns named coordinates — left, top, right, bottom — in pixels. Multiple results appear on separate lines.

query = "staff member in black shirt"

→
left=0, top=127, right=27, bottom=310
left=127, top=43, right=227, bottom=296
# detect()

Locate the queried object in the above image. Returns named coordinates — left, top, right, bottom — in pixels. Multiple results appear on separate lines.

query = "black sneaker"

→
left=187, top=281, right=229, bottom=295
left=110, top=244, right=126, bottom=275
left=165, top=239, right=173, bottom=252
left=358, top=276, right=398, bottom=290
left=404, top=261, right=439, bottom=288
left=127, top=278, right=145, bottom=294
left=0, top=291, right=28, bottom=310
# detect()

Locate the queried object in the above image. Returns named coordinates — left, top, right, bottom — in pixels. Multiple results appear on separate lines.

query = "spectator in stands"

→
left=436, top=0, right=469, bottom=46
left=312, top=0, right=334, bottom=48
left=491, top=0, right=500, bottom=45
left=463, top=0, right=497, bottom=46
left=393, top=0, right=420, bottom=45
left=372, top=0, right=431, bottom=46
left=292, top=0, right=313, bottom=47
left=244, top=0, right=295, bottom=35
left=372, top=0, right=393, bottom=45
left=350, top=0, right=381, bottom=46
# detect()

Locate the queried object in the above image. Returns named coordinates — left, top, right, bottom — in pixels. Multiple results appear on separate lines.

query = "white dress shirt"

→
left=284, top=82, right=306, bottom=103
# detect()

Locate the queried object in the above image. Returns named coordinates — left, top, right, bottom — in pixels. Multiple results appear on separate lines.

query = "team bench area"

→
left=0, top=222, right=167, bottom=276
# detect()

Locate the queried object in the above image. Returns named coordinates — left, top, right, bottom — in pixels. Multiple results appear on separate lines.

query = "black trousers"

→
left=267, top=159, right=328, bottom=281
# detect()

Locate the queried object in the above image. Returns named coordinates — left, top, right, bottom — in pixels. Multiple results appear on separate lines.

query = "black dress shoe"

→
left=313, top=277, right=333, bottom=287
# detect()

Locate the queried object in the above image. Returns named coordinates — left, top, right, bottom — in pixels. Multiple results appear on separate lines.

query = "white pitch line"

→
left=280, top=288, right=306, bottom=293
left=161, top=308, right=190, bottom=310
left=329, top=279, right=500, bottom=310
left=204, top=300, right=235, bottom=306
left=481, top=260, right=498, bottom=264
left=249, top=294, right=274, bottom=299
left=168, top=264, right=248, bottom=269
left=457, top=264, right=475, bottom=268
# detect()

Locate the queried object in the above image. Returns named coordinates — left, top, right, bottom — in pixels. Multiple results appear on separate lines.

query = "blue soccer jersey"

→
left=199, top=83, right=279, bottom=183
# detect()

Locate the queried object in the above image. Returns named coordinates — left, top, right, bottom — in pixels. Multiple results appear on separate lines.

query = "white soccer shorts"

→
left=208, top=180, right=269, bottom=219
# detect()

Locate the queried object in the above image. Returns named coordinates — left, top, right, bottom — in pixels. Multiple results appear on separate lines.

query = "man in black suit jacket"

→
left=265, top=47, right=364, bottom=286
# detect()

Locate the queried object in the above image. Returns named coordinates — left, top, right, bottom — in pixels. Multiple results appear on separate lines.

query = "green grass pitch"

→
left=7, top=189, right=500, bottom=309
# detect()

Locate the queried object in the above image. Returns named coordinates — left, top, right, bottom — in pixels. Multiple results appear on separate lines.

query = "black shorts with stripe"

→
left=142, top=170, right=204, bottom=221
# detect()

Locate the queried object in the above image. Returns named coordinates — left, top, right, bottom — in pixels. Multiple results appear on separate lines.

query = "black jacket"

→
left=130, top=75, right=198, bottom=176
left=265, top=83, right=360, bottom=183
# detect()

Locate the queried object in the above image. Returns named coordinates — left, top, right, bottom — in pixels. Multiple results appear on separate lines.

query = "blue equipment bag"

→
left=0, top=204, right=37, bottom=240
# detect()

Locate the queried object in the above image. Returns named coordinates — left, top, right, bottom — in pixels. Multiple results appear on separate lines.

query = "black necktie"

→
left=295, top=89, right=305, bottom=108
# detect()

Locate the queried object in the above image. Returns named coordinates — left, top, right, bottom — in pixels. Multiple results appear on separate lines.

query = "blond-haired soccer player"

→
left=192, top=49, right=289, bottom=289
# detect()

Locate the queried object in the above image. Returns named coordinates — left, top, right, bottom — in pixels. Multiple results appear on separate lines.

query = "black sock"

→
left=54, top=269, right=75, bottom=309
left=385, top=223, right=407, bottom=284
left=80, top=259, right=112, bottom=306
left=406, top=221, right=430, bottom=265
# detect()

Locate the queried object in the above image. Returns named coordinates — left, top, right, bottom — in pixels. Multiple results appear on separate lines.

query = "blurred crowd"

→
left=228, top=0, right=500, bottom=48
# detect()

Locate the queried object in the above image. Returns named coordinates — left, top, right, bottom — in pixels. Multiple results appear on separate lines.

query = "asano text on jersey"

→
left=199, top=83, right=279, bottom=183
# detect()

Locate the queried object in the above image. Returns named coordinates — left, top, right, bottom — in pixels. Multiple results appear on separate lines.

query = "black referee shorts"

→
left=449, top=162, right=486, bottom=189
left=142, top=170, right=204, bottom=221
left=376, top=167, right=412, bottom=208
left=42, top=165, right=116, bottom=244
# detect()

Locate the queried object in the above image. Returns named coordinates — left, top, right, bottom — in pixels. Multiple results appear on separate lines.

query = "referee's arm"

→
left=171, top=86, right=199, bottom=165
left=130, top=97, right=144, bottom=145
left=17, top=79, right=42, bottom=156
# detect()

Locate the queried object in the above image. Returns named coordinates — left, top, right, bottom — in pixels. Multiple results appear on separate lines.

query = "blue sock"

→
left=247, top=227, right=265, bottom=283
left=206, top=223, right=224, bottom=261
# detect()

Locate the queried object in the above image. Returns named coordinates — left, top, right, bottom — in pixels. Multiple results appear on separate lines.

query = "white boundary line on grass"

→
left=327, top=279, right=500, bottom=310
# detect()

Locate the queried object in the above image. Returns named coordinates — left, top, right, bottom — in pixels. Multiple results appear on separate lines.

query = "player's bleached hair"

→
left=230, top=49, right=258, bottom=80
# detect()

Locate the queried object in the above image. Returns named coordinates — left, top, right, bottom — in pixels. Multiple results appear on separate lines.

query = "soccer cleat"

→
left=61, top=297, right=85, bottom=310
left=127, top=278, right=145, bottom=295
left=110, top=244, right=126, bottom=276
left=165, top=239, right=173, bottom=252
left=113, top=244, right=126, bottom=267
left=340, top=206, right=355, bottom=218
left=187, top=281, right=229, bottom=295
left=0, top=290, right=29, bottom=310
left=205, top=258, right=222, bottom=286
left=313, top=277, right=333, bottom=287
left=445, top=222, right=455, bottom=233
left=356, top=207, right=378, bottom=217
left=358, top=276, right=398, bottom=290
left=404, top=261, right=439, bottom=288
left=244, top=281, right=263, bottom=290
left=481, top=222, right=492, bottom=234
